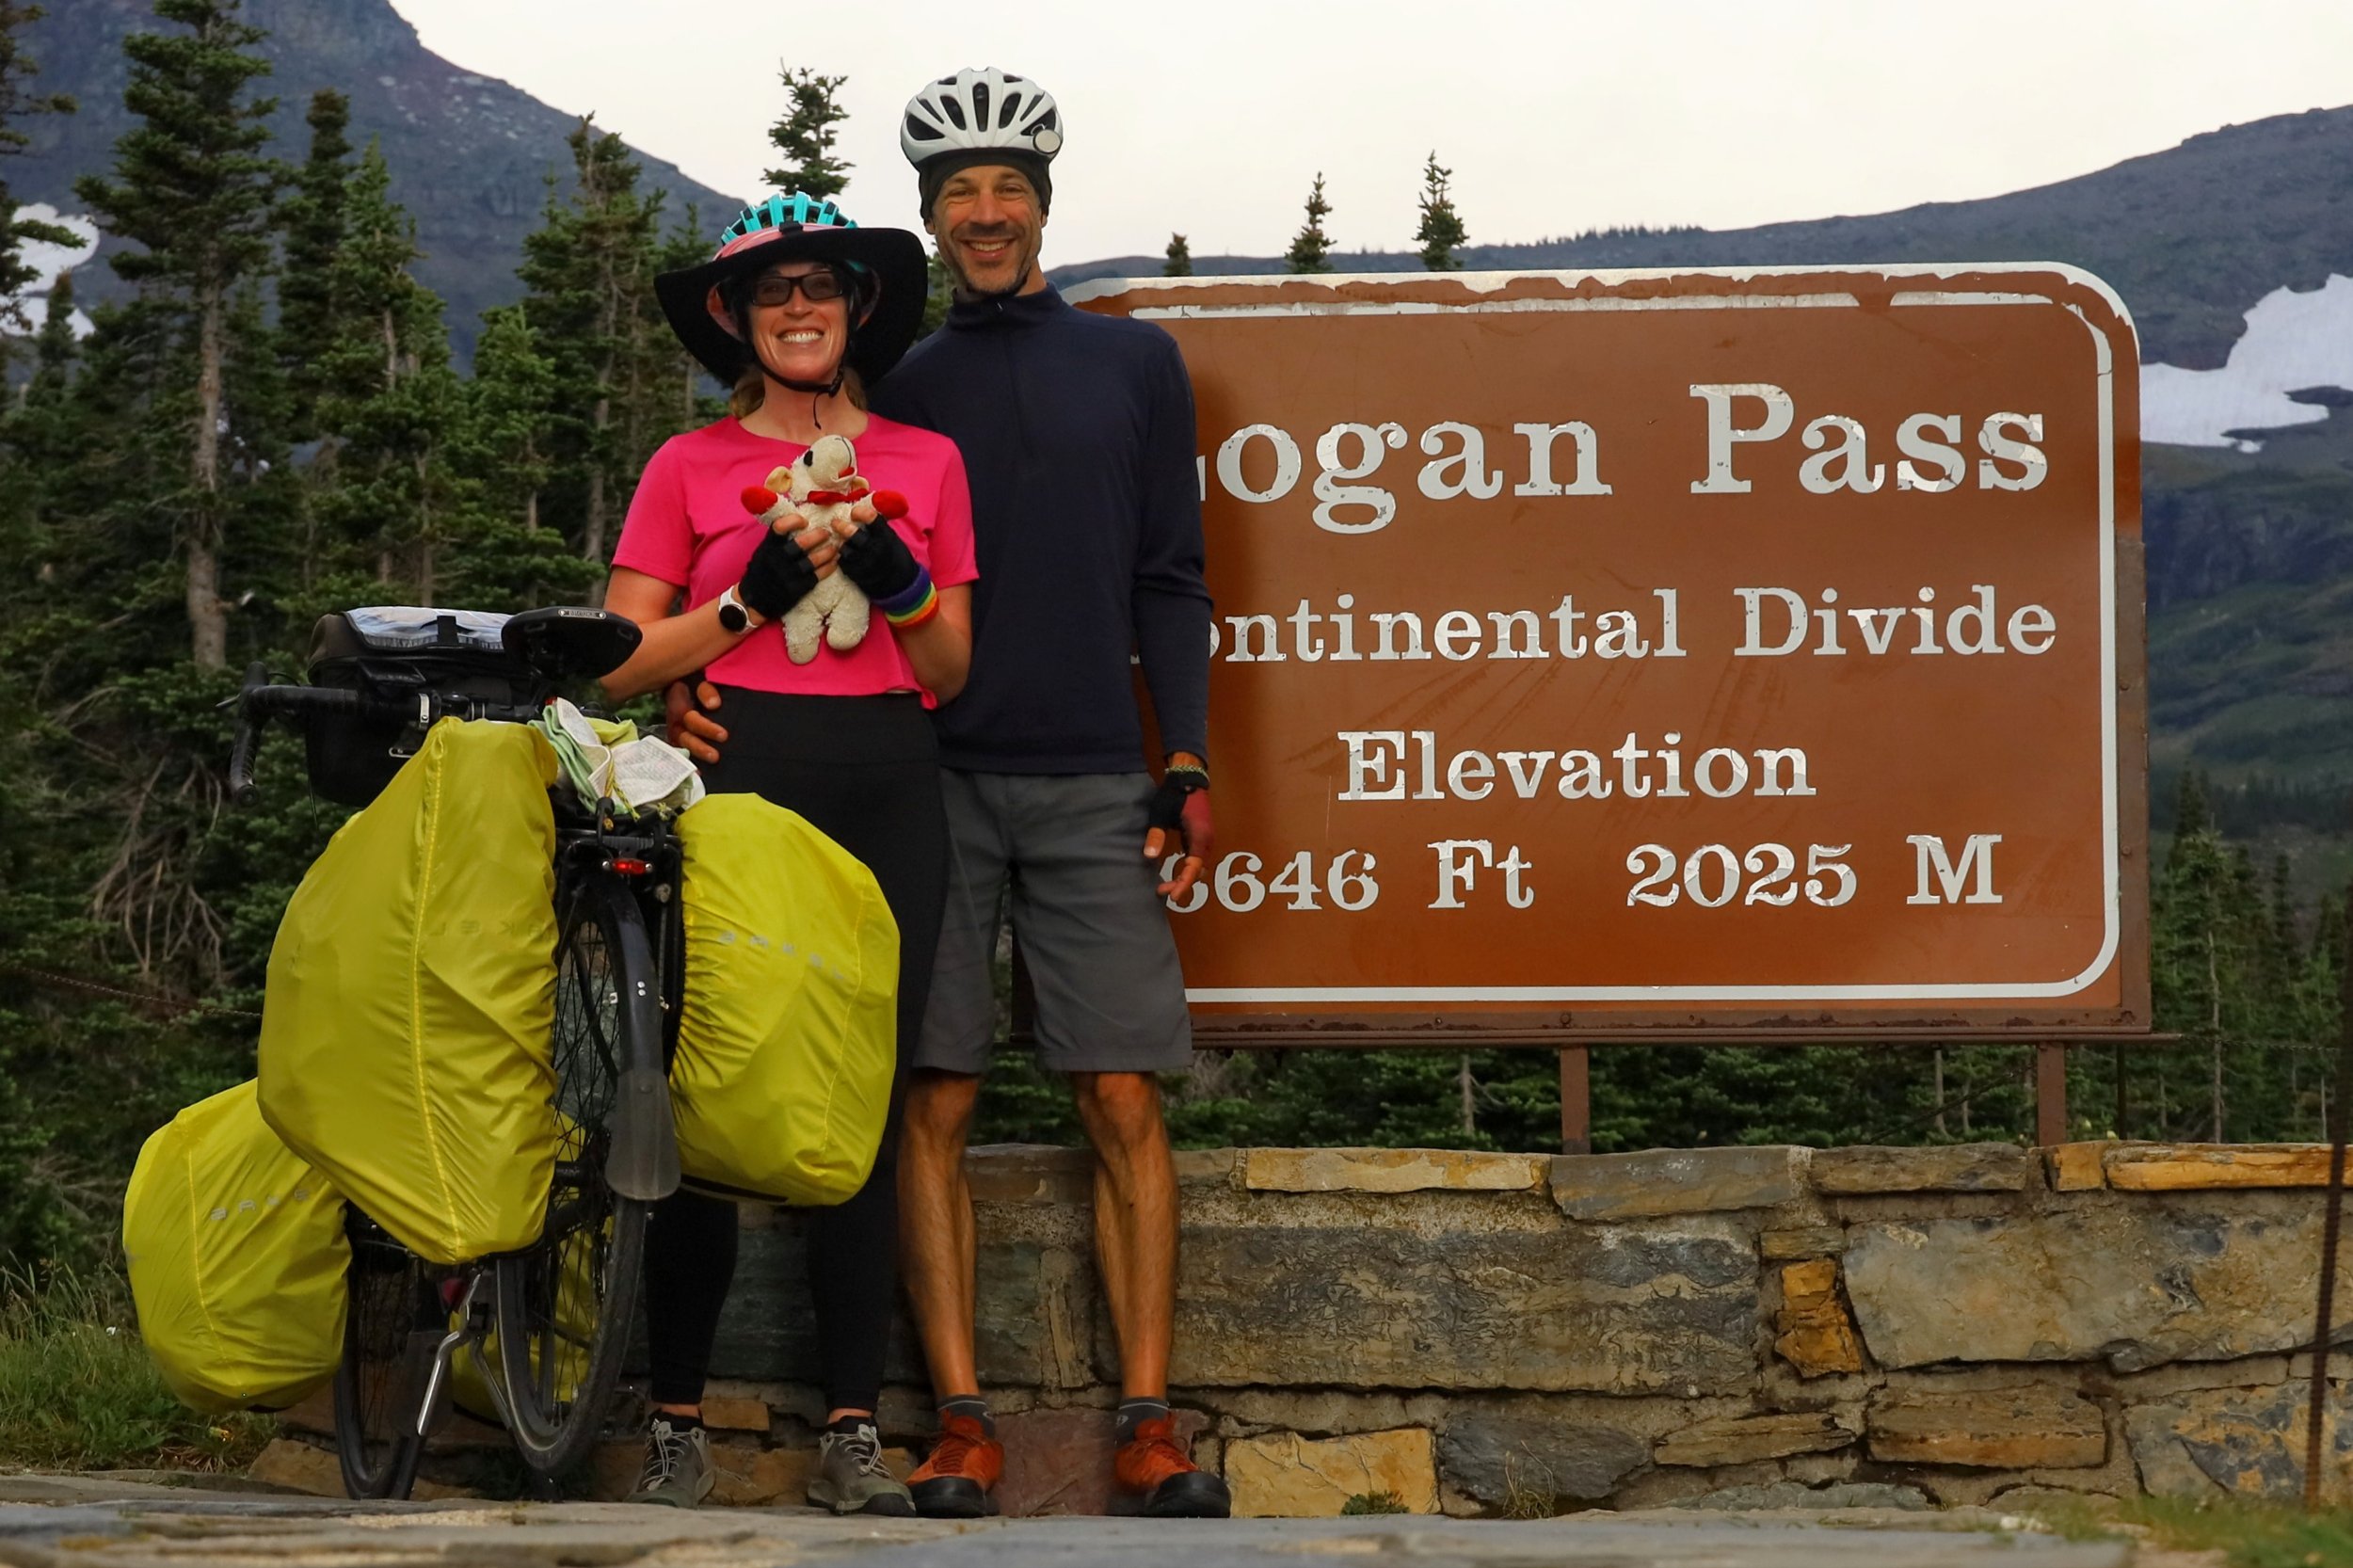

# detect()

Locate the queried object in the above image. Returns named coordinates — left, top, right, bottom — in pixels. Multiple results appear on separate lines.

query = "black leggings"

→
left=643, top=689, right=945, bottom=1414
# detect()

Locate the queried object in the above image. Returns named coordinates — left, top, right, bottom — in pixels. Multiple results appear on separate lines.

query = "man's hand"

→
left=1145, top=756, right=1212, bottom=899
left=664, top=677, right=727, bottom=765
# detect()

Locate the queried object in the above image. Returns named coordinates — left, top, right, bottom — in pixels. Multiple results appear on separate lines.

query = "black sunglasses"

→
left=746, top=268, right=848, bottom=307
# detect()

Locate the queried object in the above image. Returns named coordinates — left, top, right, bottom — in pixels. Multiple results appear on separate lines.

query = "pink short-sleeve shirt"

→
left=612, top=414, right=978, bottom=700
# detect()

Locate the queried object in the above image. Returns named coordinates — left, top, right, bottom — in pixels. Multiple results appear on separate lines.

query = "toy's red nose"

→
left=742, top=485, right=779, bottom=512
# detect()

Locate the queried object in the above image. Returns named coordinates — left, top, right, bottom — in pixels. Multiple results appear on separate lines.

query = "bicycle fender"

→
left=608, top=1065, right=681, bottom=1201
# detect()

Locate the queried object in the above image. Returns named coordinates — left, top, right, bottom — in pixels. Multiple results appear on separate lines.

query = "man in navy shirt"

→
left=672, top=68, right=1225, bottom=1518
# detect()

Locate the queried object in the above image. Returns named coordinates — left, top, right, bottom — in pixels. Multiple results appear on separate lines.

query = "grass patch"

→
left=1340, top=1490, right=1409, bottom=1515
left=0, top=1266, right=273, bottom=1471
left=2029, top=1495, right=2353, bottom=1568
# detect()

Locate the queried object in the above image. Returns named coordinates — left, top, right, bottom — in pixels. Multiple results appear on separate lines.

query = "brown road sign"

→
left=1071, top=267, right=2148, bottom=1037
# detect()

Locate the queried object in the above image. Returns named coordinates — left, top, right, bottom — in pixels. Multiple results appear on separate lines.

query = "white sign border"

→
left=1068, top=265, right=2129, bottom=1005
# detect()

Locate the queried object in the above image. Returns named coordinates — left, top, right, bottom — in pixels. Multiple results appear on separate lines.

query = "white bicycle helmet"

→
left=900, top=67, right=1064, bottom=165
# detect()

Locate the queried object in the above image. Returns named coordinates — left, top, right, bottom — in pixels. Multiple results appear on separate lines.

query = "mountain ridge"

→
left=1051, top=103, right=2353, bottom=374
left=17, top=0, right=744, bottom=356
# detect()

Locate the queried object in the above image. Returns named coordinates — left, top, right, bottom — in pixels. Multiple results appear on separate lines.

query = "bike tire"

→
left=332, top=1216, right=431, bottom=1499
left=492, top=871, right=657, bottom=1477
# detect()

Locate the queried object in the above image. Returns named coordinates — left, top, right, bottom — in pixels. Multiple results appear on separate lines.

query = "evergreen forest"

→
left=0, top=1, right=2345, bottom=1275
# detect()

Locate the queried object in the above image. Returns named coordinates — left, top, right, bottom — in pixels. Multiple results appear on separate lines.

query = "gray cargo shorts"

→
left=916, top=769, right=1193, bottom=1076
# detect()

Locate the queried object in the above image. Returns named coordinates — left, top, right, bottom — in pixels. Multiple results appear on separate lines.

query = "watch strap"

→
left=717, top=583, right=751, bottom=632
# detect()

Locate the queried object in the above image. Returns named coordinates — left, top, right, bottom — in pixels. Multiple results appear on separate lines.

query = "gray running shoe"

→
left=807, top=1420, right=916, bottom=1516
left=626, top=1417, right=714, bottom=1507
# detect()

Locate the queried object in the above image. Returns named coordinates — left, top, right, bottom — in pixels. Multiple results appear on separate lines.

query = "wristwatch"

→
left=715, top=583, right=752, bottom=633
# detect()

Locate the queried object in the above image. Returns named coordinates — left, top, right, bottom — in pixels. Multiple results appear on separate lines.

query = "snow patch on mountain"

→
left=11, top=203, right=99, bottom=339
left=2143, top=274, right=2353, bottom=451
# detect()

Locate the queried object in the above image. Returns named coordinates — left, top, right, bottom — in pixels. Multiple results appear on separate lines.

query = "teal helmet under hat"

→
left=654, top=192, right=928, bottom=385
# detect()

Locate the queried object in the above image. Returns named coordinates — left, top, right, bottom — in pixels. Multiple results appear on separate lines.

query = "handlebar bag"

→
left=259, top=718, right=560, bottom=1263
left=670, top=792, right=899, bottom=1206
left=303, top=607, right=530, bottom=808
left=123, top=1080, right=348, bottom=1413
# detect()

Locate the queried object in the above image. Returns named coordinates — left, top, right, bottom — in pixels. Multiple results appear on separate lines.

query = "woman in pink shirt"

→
left=599, top=193, right=973, bottom=1515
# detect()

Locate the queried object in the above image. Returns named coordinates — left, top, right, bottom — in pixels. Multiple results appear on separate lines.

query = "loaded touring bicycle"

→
left=229, top=603, right=683, bottom=1496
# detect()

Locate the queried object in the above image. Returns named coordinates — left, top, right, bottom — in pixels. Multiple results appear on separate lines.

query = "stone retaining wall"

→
left=278, top=1140, right=2353, bottom=1514
left=670, top=1140, right=2353, bottom=1516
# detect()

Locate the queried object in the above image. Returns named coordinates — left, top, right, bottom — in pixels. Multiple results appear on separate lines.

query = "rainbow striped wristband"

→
left=877, top=566, right=937, bottom=629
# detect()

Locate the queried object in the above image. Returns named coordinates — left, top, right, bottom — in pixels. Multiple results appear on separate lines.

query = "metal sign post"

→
left=2306, top=883, right=2353, bottom=1510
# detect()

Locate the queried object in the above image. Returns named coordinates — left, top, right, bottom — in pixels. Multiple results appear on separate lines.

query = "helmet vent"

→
left=998, top=91, right=1022, bottom=129
left=939, top=94, right=968, bottom=130
left=904, top=112, right=944, bottom=143
left=971, top=82, right=991, bottom=130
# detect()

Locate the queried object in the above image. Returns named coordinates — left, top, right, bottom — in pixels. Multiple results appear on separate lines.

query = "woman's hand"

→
left=740, top=524, right=825, bottom=619
left=793, top=521, right=840, bottom=579
left=837, top=514, right=922, bottom=603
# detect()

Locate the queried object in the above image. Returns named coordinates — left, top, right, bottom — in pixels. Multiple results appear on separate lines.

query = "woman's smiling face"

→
left=744, top=260, right=850, bottom=386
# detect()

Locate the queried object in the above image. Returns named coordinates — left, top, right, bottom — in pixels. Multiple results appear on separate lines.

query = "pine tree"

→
left=2149, top=772, right=2278, bottom=1141
left=655, top=204, right=720, bottom=431
left=447, top=303, right=600, bottom=607
left=74, top=0, right=284, bottom=669
left=23, top=265, right=74, bottom=401
left=762, top=67, right=850, bottom=197
left=1163, top=232, right=1192, bottom=278
left=0, top=1, right=76, bottom=334
left=1284, top=174, right=1334, bottom=274
left=517, top=118, right=676, bottom=576
left=1414, top=152, right=1466, bottom=272
left=0, top=261, right=77, bottom=625
left=277, top=89, right=351, bottom=438
left=308, top=143, right=471, bottom=603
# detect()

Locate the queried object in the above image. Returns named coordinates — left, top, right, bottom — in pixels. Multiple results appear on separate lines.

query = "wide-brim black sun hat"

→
left=655, top=197, right=929, bottom=388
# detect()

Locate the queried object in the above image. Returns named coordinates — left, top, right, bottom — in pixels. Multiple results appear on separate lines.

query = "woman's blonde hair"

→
left=730, top=362, right=867, bottom=422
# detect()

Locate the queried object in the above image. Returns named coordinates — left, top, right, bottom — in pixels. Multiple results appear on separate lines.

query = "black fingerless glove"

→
left=837, top=520, right=921, bottom=602
left=739, top=527, right=819, bottom=620
left=1147, top=765, right=1210, bottom=835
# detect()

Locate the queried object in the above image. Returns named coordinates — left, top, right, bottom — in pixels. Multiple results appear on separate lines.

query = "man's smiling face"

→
left=928, top=164, right=1047, bottom=298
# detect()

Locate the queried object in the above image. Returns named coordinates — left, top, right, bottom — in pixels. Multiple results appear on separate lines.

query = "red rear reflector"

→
left=613, top=857, right=652, bottom=876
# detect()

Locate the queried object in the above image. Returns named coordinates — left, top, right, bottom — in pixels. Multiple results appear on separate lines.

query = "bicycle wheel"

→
left=493, top=872, right=656, bottom=1476
left=332, top=1215, right=431, bottom=1499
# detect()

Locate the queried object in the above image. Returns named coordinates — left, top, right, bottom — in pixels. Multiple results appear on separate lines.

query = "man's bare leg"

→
left=898, top=1067, right=984, bottom=1398
left=898, top=1068, right=1004, bottom=1518
left=1068, top=1070, right=1176, bottom=1397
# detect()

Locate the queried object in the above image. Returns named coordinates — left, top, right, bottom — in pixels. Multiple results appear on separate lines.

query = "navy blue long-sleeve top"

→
left=869, top=285, right=1211, bottom=774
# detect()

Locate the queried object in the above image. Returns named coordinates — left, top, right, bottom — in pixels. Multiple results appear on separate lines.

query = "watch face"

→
left=717, top=596, right=747, bottom=632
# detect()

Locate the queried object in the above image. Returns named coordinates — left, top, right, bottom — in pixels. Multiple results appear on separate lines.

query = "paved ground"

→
left=0, top=1475, right=2136, bottom=1568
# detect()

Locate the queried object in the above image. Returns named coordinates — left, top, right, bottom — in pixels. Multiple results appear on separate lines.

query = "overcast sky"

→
left=389, top=0, right=2353, bottom=266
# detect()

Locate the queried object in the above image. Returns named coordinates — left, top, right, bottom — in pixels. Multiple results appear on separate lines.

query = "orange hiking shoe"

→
left=1113, top=1416, right=1230, bottom=1518
left=908, top=1412, right=1002, bottom=1518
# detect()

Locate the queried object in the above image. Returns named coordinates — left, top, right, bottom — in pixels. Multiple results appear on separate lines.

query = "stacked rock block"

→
left=266, top=1141, right=2353, bottom=1513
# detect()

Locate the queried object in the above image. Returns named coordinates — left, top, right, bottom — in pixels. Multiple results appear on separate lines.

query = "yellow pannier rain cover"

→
left=123, top=1080, right=348, bottom=1413
left=672, top=793, right=898, bottom=1205
left=259, top=720, right=561, bottom=1264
